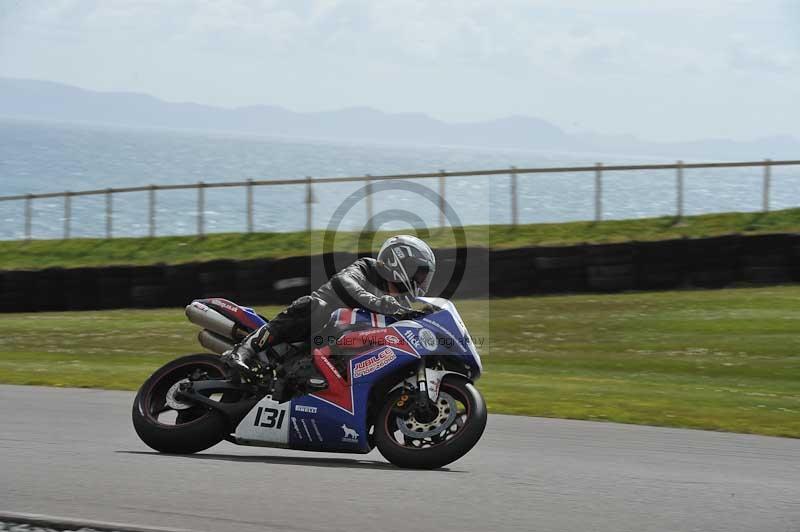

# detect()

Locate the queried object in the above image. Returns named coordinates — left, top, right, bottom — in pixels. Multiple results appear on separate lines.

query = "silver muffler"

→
left=198, top=329, right=235, bottom=355
left=185, top=301, right=237, bottom=339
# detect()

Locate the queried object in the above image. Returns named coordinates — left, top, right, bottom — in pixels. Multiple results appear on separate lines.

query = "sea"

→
left=0, top=118, right=796, bottom=240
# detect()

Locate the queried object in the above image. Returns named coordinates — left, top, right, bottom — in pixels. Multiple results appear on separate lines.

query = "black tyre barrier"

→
left=587, top=264, right=636, bottom=292
left=585, top=243, right=635, bottom=292
left=691, top=269, right=738, bottom=288
left=737, top=234, right=793, bottom=284
left=96, top=266, right=133, bottom=309
left=531, top=245, right=587, bottom=294
left=1, top=232, right=799, bottom=312
left=234, top=258, right=276, bottom=306
left=32, top=267, right=66, bottom=311
left=62, top=267, right=100, bottom=310
left=164, top=262, right=200, bottom=308
left=0, top=270, right=38, bottom=312
left=586, top=242, right=635, bottom=266
left=791, top=234, right=800, bottom=282
left=687, top=235, right=742, bottom=288
left=433, top=247, right=489, bottom=299
left=129, top=265, right=166, bottom=308
left=312, top=252, right=358, bottom=293
left=634, top=238, right=688, bottom=290
left=267, top=255, right=312, bottom=304
left=686, top=233, right=742, bottom=258
left=197, top=259, right=239, bottom=301
left=130, top=285, right=164, bottom=308
left=489, top=247, right=537, bottom=297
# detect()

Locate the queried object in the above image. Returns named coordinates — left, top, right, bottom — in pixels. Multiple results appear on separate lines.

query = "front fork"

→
left=415, top=359, right=430, bottom=410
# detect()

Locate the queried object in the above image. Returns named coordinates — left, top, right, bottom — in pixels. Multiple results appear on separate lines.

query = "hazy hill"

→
left=1, top=77, right=796, bottom=159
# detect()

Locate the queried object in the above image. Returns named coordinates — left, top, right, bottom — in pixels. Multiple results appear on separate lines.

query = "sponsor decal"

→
left=310, top=419, right=323, bottom=442
left=300, top=419, right=313, bottom=441
left=291, top=417, right=303, bottom=440
left=384, top=334, right=400, bottom=345
left=341, top=424, right=359, bottom=442
left=418, top=328, right=438, bottom=351
left=429, top=376, right=442, bottom=398
left=403, top=330, right=422, bottom=350
left=192, top=301, right=209, bottom=313
left=294, top=405, right=318, bottom=414
left=210, top=299, right=239, bottom=314
left=255, top=328, right=271, bottom=348
left=319, top=354, right=343, bottom=380
left=352, top=348, right=397, bottom=378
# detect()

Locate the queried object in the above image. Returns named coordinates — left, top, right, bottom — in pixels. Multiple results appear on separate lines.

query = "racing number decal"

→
left=234, top=397, right=291, bottom=444
left=254, top=407, right=286, bottom=429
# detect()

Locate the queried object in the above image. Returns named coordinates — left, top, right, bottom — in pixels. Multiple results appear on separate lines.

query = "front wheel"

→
left=375, top=375, right=487, bottom=469
left=132, top=354, right=231, bottom=454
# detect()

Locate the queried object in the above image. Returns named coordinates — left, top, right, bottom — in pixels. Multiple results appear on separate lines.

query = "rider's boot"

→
left=224, top=323, right=328, bottom=392
left=222, top=324, right=277, bottom=375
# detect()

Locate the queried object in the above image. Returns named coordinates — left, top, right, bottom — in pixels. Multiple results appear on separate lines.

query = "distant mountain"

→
left=1, top=77, right=797, bottom=159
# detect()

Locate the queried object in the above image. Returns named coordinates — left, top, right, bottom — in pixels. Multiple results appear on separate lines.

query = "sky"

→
left=0, top=0, right=798, bottom=142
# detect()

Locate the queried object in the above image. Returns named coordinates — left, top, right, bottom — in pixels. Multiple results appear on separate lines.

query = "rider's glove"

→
left=394, top=308, right=427, bottom=320
left=376, top=295, right=405, bottom=315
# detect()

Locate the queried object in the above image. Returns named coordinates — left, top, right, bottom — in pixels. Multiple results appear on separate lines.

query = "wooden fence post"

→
left=24, top=194, right=32, bottom=241
left=197, top=182, right=205, bottom=238
left=439, top=170, right=446, bottom=227
left=246, top=179, right=254, bottom=233
left=105, top=189, right=113, bottom=238
left=63, top=192, right=71, bottom=239
left=365, top=174, right=374, bottom=232
left=510, top=166, right=519, bottom=226
left=305, top=176, right=313, bottom=232
left=594, top=163, right=603, bottom=222
left=676, top=160, right=684, bottom=219
left=149, top=185, right=156, bottom=237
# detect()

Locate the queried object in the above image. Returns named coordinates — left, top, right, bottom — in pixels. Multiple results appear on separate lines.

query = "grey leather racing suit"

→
left=247, top=257, right=407, bottom=352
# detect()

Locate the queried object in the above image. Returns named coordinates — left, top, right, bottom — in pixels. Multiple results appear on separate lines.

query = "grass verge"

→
left=0, top=286, right=798, bottom=437
left=1, top=208, right=799, bottom=270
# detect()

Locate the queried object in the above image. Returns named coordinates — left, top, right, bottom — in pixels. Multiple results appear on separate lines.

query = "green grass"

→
left=1, top=286, right=798, bottom=437
left=2, top=208, right=799, bottom=270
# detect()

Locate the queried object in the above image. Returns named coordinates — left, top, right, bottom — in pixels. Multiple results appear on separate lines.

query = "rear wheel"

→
left=132, top=354, right=232, bottom=454
left=375, top=375, right=487, bottom=469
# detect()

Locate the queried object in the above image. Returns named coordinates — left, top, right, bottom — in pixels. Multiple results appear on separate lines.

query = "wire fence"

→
left=1, top=159, right=798, bottom=240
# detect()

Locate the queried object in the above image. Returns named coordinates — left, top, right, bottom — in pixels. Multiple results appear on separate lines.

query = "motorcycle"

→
left=132, top=296, right=486, bottom=469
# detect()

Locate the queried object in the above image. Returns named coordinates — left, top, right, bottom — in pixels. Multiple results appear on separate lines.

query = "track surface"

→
left=1, top=385, right=798, bottom=532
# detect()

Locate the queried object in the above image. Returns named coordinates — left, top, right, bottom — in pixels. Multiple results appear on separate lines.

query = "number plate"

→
left=234, top=396, right=290, bottom=445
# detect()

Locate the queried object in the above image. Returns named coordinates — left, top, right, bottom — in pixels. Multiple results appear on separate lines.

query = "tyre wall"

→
left=1, top=233, right=798, bottom=312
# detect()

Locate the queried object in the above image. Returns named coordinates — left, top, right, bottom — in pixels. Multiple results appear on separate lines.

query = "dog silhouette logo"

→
left=341, top=424, right=359, bottom=440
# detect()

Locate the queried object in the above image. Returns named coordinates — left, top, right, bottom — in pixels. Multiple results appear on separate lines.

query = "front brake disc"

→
left=396, top=391, right=458, bottom=439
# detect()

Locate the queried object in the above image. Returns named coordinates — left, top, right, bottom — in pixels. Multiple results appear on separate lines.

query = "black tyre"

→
left=375, top=375, right=487, bottom=469
left=132, top=354, right=231, bottom=454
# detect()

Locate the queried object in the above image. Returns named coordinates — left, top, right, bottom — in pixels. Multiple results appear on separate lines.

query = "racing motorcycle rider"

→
left=222, top=235, right=436, bottom=393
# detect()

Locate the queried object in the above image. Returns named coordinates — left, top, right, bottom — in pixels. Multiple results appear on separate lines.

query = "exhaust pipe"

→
left=198, top=329, right=235, bottom=355
left=185, top=301, right=237, bottom=339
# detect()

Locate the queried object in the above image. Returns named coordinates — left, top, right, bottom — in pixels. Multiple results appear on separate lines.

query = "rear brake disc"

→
left=165, top=379, right=193, bottom=410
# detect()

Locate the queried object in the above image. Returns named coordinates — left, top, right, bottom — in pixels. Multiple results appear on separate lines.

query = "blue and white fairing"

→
left=232, top=298, right=482, bottom=453
left=415, top=296, right=483, bottom=377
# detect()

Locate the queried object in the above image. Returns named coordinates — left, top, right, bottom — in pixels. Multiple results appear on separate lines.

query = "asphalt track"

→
left=1, top=385, right=799, bottom=532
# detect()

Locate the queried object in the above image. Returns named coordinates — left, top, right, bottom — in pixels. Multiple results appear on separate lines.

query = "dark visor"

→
left=413, top=266, right=430, bottom=285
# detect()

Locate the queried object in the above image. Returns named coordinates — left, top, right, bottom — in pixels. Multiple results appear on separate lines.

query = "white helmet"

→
left=377, top=235, right=436, bottom=297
